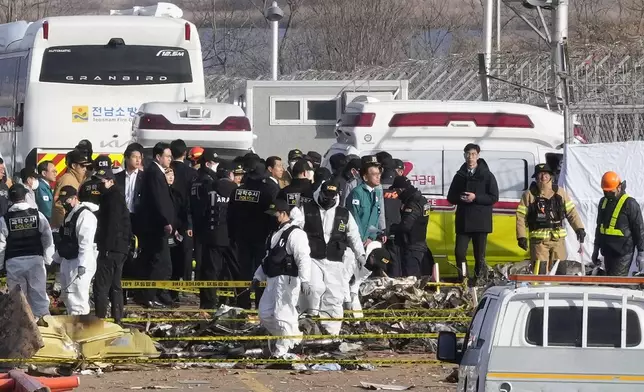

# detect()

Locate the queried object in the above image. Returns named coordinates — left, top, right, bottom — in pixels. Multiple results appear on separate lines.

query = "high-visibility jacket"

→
left=516, top=182, right=584, bottom=241
left=595, top=193, right=644, bottom=258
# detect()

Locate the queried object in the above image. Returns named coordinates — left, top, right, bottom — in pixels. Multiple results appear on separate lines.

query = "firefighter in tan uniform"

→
left=516, top=164, right=585, bottom=274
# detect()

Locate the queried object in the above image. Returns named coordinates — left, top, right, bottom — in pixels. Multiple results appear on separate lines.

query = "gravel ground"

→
left=77, top=357, right=457, bottom=391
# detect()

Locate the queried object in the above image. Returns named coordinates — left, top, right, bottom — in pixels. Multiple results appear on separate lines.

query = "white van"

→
left=133, top=101, right=256, bottom=159
left=438, top=275, right=644, bottom=391
left=322, top=99, right=575, bottom=277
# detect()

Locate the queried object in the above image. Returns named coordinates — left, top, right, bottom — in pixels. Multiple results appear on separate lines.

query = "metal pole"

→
left=496, top=0, right=501, bottom=52
left=271, top=2, right=279, bottom=81
left=483, top=0, right=494, bottom=72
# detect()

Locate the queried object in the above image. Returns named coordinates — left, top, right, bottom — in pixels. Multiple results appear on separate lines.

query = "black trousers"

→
left=455, top=232, right=489, bottom=282
left=605, top=253, right=634, bottom=276
left=199, top=244, right=238, bottom=309
left=401, top=246, right=433, bottom=278
left=140, top=232, right=173, bottom=303
left=384, top=239, right=402, bottom=278
left=235, top=240, right=266, bottom=309
left=170, top=231, right=194, bottom=301
left=94, top=251, right=127, bottom=323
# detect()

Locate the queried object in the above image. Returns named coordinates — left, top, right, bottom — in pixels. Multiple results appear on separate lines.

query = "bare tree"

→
left=300, top=0, right=414, bottom=72
left=0, top=0, right=103, bottom=22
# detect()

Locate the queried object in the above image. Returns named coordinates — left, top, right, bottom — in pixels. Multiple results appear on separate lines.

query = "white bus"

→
left=0, top=2, right=205, bottom=176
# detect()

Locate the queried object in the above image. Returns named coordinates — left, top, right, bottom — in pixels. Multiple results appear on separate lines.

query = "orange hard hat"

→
left=188, top=146, right=204, bottom=162
left=601, top=171, right=622, bottom=191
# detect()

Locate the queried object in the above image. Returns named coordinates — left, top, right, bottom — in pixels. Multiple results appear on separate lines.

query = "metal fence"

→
left=205, top=48, right=644, bottom=144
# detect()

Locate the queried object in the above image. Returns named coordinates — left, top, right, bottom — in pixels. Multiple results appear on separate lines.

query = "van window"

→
left=388, top=150, right=443, bottom=195
left=525, top=306, right=641, bottom=347
left=307, top=100, right=336, bottom=121
left=464, top=298, right=488, bottom=350
left=481, top=152, right=530, bottom=199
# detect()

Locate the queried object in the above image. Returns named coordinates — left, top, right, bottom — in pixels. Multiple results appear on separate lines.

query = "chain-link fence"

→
left=572, top=104, right=644, bottom=143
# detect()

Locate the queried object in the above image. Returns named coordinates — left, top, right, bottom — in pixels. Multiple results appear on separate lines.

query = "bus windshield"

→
left=39, top=45, right=193, bottom=86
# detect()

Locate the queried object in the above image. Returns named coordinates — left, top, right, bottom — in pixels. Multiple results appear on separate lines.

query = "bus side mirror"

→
left=437, top=331, right=461, bottom=364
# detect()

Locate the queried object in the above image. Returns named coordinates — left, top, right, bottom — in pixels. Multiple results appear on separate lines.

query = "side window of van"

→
left=480, top=151, right=531, bottom=199
left=525, top=306, right=642, bottom=348
left=388, top=149, right=443, bottom=195
left=464, top=297, right=488, bottom=350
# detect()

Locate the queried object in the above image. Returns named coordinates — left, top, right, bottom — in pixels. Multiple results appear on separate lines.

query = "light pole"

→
left=265, top=1, right=284, bottom=81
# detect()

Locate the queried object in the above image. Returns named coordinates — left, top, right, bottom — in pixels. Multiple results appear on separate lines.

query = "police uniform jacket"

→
left=227, top=177, right=277, bottom=243
left=392, top=188, right=430, bottom=249
left=277, top=178, right=314, bottom=208
left=0, top=202, right=55, bottom=268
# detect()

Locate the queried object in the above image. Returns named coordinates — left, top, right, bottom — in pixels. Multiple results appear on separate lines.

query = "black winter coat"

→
left=446, top=159, right=499, bottom=234
left=97, top=186, right=131, bottom=254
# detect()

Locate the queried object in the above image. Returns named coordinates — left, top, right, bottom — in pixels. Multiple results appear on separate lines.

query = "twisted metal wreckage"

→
left=0, top=260, right=587, bottom=375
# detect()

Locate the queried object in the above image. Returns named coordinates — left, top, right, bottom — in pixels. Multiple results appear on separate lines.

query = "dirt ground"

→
left=78, top=360, right=457, bottom=391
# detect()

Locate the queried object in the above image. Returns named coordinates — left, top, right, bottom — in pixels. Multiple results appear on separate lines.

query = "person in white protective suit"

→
left=53, top=185, right=97, bottom=315
left=298, top=180, right=366, bottom=335
left=0, top=184, right=55, bottom=318
left=251, top=199, right=312, bottom=357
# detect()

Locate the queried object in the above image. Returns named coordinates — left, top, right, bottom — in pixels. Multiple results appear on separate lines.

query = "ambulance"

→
left=322, top=98, right=585, bottom=277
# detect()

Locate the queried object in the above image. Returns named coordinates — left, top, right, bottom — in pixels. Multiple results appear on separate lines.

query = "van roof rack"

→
left=509, top=274, right=644, bottom=286
left=110, top=2, right=183, bottom=18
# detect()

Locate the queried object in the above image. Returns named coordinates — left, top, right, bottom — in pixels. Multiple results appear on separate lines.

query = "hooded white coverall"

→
left=298, top=185, right=365, bottom=335
left=53, top=203, right=97, bottom=315
left=253, top=221, right=312, bottom=357
left=0, top=202, right=55, bottom=318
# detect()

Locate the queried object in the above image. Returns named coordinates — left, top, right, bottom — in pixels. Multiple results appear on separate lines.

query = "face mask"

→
left=63, top=202, right=74, bottom=213
left=306, top=170, right=314, bottom=181
left=604, top=191, right=617, bottom=200
left=30, top=181, right=38, bottom=191
left=98, top=182, right=108, bottom=193
left=318, top=194, right=335, bottom=210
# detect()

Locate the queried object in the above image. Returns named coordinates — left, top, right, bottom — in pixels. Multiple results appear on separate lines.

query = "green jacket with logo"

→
left=346, top=182, right=382, bottom=241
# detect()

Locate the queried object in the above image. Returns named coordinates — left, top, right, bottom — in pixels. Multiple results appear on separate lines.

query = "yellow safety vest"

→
left=599, top=194, right=629, bottom=237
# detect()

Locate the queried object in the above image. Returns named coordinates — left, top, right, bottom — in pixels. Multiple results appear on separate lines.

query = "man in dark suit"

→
left=169, top=139, right=197, bottom=303
left=115, top=143, right=145, bottom=302
left=137, top=142, right=175, bottom=308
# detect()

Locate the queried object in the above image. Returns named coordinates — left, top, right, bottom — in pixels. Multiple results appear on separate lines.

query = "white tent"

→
left=560, top=141, right=644, bottom=274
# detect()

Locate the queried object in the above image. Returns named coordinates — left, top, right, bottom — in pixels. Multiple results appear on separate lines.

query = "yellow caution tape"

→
left=121, top=280, right=266, bottom=288
left=3, top=277, right=466, bottom=289
left=123, top=307, right=469, bottom=314
left=216, top=290, right=236, bottom=298
left=116, top=316, right=471, bottom=323
left=152, top=332, right=464, bottom=341
left=0, top=357, right=446, bottom=365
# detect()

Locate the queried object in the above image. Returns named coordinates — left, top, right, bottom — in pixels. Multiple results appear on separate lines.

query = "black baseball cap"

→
left=320, top=181, right=340, bottom=197
left=375, top=151, right=392, bottom=163
left=393, top=159, right=404, bottom=171
left=199, top=148, right=220, bottom=165
left=246, top=159, right=267, bottom=179
left=390, top=176, right=412, bottom=190
left=94, top=167, right=115, bottom=180
left=288, top=149, right=304, bottom=162
left=366, top=247, right=392, bottom=273
left=58, top=185, right=78, bottom=202
left=329, top=153, right=347, bottom=172
left=306, top=151, right=322, bottom=166
left=9, top=183, right=28, bottom=203
left=93, top=155, right=112, bottom=171
left=292, top=159, right=313, bottom=176
left=265, top=199, right=290, bottom=215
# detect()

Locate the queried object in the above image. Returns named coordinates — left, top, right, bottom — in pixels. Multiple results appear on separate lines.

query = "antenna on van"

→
left=183, top=88, right=188, bottom=103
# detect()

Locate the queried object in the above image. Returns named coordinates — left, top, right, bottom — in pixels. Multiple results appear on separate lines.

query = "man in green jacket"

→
left=36, top=160, right=57, bottom=221
left=346, top=156, right=385, bottom=245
